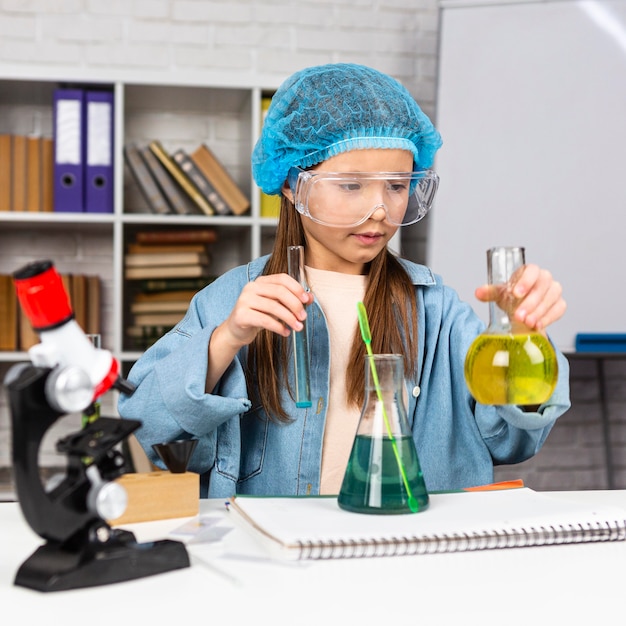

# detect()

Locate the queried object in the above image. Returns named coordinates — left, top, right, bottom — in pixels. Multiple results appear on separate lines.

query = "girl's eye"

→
left=388, top=182, right=409, bottom=193
left=337, top=182, right=362, bottom=192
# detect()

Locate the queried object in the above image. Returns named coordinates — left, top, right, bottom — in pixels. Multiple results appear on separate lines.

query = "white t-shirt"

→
left=305, top=266, right=366, bottom=495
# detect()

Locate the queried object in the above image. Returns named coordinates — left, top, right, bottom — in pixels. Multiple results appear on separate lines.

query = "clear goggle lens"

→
left=287, top=168, right=439, bottom=228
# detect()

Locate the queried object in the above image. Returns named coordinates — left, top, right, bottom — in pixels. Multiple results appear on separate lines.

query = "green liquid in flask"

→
left=464, top=333, right=558, bottom=405
left=338, top=434, right=429, bottom=515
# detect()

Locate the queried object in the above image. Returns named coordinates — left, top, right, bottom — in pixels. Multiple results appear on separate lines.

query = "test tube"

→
left=287, top=245, right=312, bottom=408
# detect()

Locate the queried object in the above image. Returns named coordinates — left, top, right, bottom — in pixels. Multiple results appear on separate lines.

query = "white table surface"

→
left=2, top=490, right=625, bottom=626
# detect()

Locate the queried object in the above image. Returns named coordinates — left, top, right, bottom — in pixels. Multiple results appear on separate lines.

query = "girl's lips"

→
left=353, top=232, right=385, bottom=244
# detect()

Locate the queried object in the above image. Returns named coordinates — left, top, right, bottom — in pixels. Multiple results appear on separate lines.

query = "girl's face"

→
left=285, top=149, right=414, bottom=275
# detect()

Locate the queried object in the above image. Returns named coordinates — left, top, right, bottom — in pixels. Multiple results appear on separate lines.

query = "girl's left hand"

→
left=474, top=263, right=566, bottom=331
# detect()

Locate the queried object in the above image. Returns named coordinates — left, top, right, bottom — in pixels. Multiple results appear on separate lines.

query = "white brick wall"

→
left=0, top=0, right=438, bottom=95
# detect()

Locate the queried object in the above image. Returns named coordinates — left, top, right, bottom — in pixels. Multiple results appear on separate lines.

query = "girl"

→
left=118, top=63, right=569, bottom=497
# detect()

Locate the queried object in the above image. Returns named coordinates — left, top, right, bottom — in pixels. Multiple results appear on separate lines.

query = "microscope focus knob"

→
left=44, top=365, right=94, bottom=413
left=85, top=465, right=128, bottom=522
left=90, top=481, right=128, bottom=522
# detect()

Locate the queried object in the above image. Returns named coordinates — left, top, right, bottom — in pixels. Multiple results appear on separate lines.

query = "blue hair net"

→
left=252, top=63, right=443, bottom=196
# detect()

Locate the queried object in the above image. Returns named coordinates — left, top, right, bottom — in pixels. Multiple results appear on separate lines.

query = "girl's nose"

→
left=369, top=204, right=388, bottom=222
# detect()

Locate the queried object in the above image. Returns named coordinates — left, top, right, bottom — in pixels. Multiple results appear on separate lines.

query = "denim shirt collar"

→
left=247, top=254, right=437, bottom=286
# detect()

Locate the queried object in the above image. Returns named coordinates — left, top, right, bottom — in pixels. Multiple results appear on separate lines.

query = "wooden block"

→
left=108, top=471, right=199, bottom=526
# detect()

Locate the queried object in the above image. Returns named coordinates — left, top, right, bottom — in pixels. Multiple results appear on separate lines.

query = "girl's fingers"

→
left=225, top=274, right=311, bottom=345
left=475, top=265, right=566, bottom=330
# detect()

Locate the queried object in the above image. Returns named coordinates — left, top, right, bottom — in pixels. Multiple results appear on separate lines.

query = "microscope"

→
left=4, top=260, right=190, bottom=592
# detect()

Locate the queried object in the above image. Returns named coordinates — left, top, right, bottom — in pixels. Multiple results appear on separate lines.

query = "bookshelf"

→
left=0, top=75, right=279, bottom=364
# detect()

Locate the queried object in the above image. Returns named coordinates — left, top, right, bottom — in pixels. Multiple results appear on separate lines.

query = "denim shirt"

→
left=118, top=255, right=570, bottom=497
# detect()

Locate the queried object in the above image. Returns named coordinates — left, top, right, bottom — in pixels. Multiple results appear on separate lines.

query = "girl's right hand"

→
left=206, top=274, right=312, bottom=393
left=220, top=273, right=313, bottom=348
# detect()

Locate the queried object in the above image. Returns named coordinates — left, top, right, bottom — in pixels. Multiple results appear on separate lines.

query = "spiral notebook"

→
left=226, top=488, right=626, bottom=561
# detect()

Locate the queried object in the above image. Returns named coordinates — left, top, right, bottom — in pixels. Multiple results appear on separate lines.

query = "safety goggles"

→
left=287, top=167, right=439, bottom=228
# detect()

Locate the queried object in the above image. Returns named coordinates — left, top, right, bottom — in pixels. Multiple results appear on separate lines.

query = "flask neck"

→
left=364, top=354, right=404, bottom=392
left=486, top=246, right=529, bottom=333
left=359, top=354, right=409, bottom=438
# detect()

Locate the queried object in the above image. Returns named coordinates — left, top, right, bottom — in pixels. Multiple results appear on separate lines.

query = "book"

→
left=132, top=312, right=185, bottom=327
left=190, top=143, right=250, bottom=216
left=41, top=137, right=54, bottom=212
left=131, top=300, right=190, bottom=314
left=125, top=264, right=211, bottom=280
left=85, top=274, right=101, bottom=336
left=139, top=145, right=195, bottom=215
left=71, top=273, right=88, bottom=332
left=259, top=96, right=280, bottom=218
left=172, top=148, right=230, bottom=215
left=226, top=488, right=626, bottom=561
left=130, top=289, right=195, bottom=315
left=127, top=243, right=208, bottom=255
left=133, top=289, right=197, bottom=303
left=0, top=274, right=17, bottom=350
left=137, top=277, right=214, bottom=292
left=260, top=192, right=280, bottom=218
left=125, top=251, right=210, bottom=267
left=148, top=140, right=215, bottom=216
left=11, top=134, right=27, bottom=212
left=0, top=135, right=11, bottom=212
left=134, top=228, right=218, bottom=245
left=25, top=136, right=42, bottom=212
left=123, top=143, right=172, bottom=215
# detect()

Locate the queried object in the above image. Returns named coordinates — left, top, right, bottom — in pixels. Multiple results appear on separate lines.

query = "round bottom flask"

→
left=464, top=247, right=558, bottom=406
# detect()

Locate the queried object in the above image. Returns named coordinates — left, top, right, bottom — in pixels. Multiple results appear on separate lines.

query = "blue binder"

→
left=53, top=88, right=85, bottom=213
left=85, top=89, right=114, bottom=213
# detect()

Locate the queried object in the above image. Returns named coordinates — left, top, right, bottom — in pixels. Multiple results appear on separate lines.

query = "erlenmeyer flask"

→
left=464, top=246, right=558, bottom=405
left=338, top=354, right=429, bottom=515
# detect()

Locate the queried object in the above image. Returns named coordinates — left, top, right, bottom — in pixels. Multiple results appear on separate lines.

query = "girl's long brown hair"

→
left=246, top=195, right=418, bottom=422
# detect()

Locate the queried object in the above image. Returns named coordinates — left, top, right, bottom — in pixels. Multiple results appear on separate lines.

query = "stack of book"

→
left=0, top=134, right=54, bottom=213
left=0, top=272, right=101, bottom=351
left=124, top=140, right=250, bottom=217
left=125, top=228, right=218, bottom=349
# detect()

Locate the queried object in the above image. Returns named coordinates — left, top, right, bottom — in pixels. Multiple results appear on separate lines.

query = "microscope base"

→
left=14, top=528, right=190, bottom=592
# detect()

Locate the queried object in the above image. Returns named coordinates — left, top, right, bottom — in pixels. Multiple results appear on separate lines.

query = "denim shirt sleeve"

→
left=117, top=266, right=254, bottom=474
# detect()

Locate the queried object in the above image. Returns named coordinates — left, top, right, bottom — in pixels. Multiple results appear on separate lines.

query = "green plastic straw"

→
left=356, top=302, right=418, bottom=512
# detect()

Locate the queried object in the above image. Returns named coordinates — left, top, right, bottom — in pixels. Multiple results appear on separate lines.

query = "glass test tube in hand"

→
left=287, top=246, right=312, bottom=408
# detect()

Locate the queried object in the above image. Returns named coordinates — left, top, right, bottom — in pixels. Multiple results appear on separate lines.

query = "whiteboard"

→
left=428, top=0, right=626, bottom=352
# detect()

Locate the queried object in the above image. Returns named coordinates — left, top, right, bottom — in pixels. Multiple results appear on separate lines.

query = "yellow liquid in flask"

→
left=464, top=333, right=558, bottom=405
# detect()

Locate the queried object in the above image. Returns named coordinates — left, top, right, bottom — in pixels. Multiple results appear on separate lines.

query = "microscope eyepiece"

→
left=14, top=260, right=73, bottom=331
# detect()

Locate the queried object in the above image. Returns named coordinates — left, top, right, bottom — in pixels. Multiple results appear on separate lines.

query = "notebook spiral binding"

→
left=296, top=519, right=626, bottom=560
